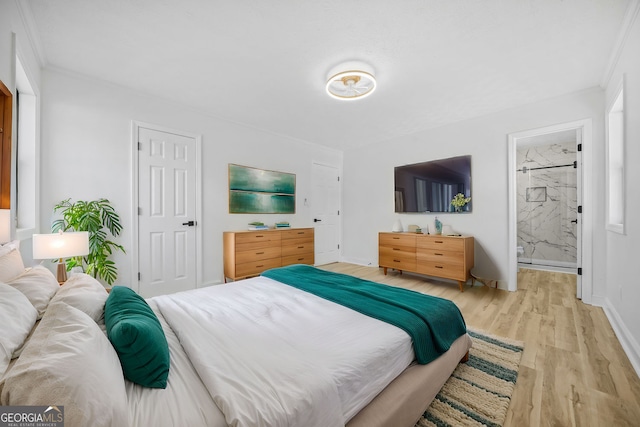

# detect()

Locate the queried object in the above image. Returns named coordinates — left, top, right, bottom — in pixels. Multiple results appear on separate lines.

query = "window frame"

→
left=605, top=76, right=625, bottom=234
left=14, top=52, right=40, bottom=240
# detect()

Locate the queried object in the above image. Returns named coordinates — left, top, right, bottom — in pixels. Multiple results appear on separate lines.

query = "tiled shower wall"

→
left=517, top=141, right=577, bottom=267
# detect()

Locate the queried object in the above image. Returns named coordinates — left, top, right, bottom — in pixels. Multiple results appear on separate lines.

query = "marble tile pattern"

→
left=517, top=141, right=577, bottom=267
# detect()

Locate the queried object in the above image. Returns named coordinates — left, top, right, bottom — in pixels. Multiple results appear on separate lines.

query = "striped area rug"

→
left=416, top=329, right=524, bottom=427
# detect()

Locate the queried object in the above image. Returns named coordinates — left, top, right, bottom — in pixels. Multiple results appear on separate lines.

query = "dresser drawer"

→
left=379, top=233, right=416, bottom=247
left=281, top=228, right=314, bottom=240
left=417, top=236, right=464, bottom=251
left=235, top=246, right=282, bottom=264
left=236, top=239, right=281, bottom=252
left=282, top=253, right=314, bottom=266
left=281, top=236, right=313, bottom=247
left=416, top=262, right=466, bottom=281
left=235, top=231, right=281, bottom=245
left=379, top=255, right=416, bottom=271
left=235, top=257, right=282, bottom=278
left=282, top=241, right=314, bottom=256
left=417, top=249, right=463, bottom=267
left=379, top=245, right=416, bottom=260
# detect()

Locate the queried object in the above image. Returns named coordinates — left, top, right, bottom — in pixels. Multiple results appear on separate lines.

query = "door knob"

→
left=182, top=220, right=196, bottom=226
left=571, top=219, right=578, bottom=224
left=314, top=218, right=322, bottom=222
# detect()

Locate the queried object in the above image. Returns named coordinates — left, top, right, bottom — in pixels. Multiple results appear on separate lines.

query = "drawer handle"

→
left=393, top=259, right=401, bottom=263
left=255, top=235, right=264, bottom=238
left=297, top=258, right=304, bottom=261
left=392, top=237, right=400, bottom=240
left=298, top=246, right=304, bottom=249
left=435, top=265, right=444, bottom=269
left=435, top=240, right=444, bottom=244
left=435, top=253, right=443, bottom=256
left=256, top=252, right=264, bottom=255
left=297, top=232, right=304, bottom=234
left=393, top=248, right=400, bottom=251
left=256, top=264, right=264, bottom=268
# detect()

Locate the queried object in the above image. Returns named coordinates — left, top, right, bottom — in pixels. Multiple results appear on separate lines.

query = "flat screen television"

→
left=394, top=155, right=471, bottom=213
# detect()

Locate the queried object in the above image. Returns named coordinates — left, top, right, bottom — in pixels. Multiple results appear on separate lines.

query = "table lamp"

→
left=0, top=209, right=10, bottom=244
left=33, top=231, right=90, bottom=283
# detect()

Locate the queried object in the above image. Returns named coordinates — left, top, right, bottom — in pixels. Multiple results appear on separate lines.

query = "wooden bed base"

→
left=346, top=333, right=473, bottom=427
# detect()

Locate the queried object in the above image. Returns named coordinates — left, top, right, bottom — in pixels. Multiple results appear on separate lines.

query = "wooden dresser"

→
left=223, top=228, right=314, bottom=281
left=379, top=232, right=474, bottom=292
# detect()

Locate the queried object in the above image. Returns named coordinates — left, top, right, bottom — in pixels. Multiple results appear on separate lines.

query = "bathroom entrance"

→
left=516, top=129, right=579, bottom=271
left=508, top=119, right=592, bottom=301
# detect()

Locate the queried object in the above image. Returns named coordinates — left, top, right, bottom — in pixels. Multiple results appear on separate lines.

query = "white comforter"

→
left=152, top=276, right=414, bottom=427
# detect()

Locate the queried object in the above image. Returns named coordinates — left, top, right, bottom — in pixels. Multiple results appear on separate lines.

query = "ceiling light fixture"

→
left=325, top=62, right=376, bottom=101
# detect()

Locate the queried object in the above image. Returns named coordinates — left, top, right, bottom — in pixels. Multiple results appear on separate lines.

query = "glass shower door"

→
left=517, top=141, right=578, bottom=269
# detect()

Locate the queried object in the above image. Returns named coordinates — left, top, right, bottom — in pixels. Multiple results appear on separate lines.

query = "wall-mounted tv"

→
left=394, top=155, right=471, bottom=213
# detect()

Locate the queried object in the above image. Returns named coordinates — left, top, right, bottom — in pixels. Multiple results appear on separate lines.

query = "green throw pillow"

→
left=104, top=286, right=170, bottom=388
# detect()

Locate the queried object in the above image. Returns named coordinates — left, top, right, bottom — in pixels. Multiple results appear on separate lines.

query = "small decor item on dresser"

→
left=434, top=217, right=442, bottom=235
left=274, top=222, right=290, bottom=228
left=427, top=219, right=435, bottom=235
left=407, top=224, right=420, bottom=233
left=248, top=222, right=269, bottom=230
left=392, top=218, right=403, bottom=233
left=450, top=193, right=471, bottom=212
left=442, top=225, right=459, bottom=236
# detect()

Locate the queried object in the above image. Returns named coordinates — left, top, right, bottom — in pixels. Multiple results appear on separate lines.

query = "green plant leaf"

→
left=52, top=198, right=125, bottom=285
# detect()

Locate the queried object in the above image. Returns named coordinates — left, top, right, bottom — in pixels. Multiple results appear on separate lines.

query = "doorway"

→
left=310, top=162, right=341, bottom=265
left=516, top=130, right=578, bottom=271
left=132, top=122, right=202, bottom=297
left=508, top=119, right=593, bottom=302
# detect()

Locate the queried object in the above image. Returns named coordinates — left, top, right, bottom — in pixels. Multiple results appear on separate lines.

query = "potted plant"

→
left=52, top=198, right=125, bottom=286
left=450, top=193, right=471, bottom=212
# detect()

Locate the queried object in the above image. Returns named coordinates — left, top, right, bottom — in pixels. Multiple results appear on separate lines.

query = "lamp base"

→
left=56, top=260, right=68, bottom=285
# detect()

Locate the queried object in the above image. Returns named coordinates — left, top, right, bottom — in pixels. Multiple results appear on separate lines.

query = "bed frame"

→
left=347, top=333, right=472, bottom=427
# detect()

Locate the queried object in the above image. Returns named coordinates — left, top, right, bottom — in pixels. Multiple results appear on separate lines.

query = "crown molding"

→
left=600, top=0, right=640, bottom=89
left=14, top=0, right=47, bottom=67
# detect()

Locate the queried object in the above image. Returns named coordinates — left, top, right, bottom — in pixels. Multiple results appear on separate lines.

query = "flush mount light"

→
left=325, top=62, right=376, bottom=101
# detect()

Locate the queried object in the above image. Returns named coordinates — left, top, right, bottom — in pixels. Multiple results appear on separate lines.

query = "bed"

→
left=0, top=244, right=472, bottom=427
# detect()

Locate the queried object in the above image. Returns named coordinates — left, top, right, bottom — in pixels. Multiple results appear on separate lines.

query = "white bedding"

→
left=151, top=276, right=415, bottom=427
left=125, top=299, right=227, bottom=427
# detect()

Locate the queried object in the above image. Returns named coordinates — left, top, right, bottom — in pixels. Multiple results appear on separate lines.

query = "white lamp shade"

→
left=33, top=231, right=90, bottom=260
left=0, top=209, right=10, bottom=244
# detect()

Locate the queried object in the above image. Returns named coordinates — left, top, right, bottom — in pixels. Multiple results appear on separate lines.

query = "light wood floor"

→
left=319, top=263, right=640, bottom=427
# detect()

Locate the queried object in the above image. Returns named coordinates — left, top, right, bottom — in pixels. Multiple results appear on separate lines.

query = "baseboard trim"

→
left=339, top=257, right=375, bottom=267
left=602, top=298, right=640, bottom=379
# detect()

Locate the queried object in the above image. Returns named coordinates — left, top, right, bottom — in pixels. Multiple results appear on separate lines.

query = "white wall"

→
left=602, top=7, right=640, bottom=375
left=341, top=88, right=605, bottom=295
left=0, top=2, right=41, bottom=101
left=40, top=69, right=342, bottom=287
left=0, top=0, right=42, bottom=265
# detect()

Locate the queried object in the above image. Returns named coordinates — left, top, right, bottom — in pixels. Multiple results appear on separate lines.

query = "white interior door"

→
left=311, top=162, right=340, bottom=265
left=137, top=126, right=197, bottom=297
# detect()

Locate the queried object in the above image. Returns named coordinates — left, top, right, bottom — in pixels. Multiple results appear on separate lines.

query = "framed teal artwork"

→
left=228, top=164, right=296, bottom=214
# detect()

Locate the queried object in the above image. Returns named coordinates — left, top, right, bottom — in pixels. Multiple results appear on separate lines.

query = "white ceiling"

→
left=24, top=0, right=631, bottom=151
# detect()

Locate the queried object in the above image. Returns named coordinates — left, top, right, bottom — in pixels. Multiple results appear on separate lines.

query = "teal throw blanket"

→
left=262, top=264, right=466, bottom=364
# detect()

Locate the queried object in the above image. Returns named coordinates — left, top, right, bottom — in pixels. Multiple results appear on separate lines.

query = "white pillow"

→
left=0, top=283, right=38, bottom=376
left=7, top=266, right=60, bottom=318
left=0, top=249, right=26, bottom=282
left=0, top=239, right=20, bottom=258
left=0, top=302, right=129, bottom=427
left=51, top=273, right=108, bottom=323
